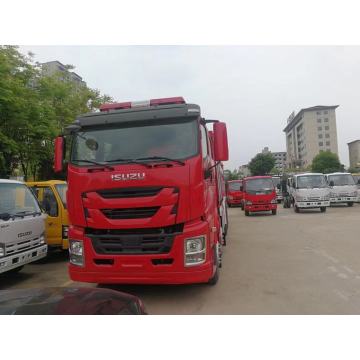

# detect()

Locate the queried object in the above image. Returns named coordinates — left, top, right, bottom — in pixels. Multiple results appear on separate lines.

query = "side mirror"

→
left=329, top=180, right=334, bottom=187
left=54, top=136, right=65, bottom=173
left=213, top=122, right=229, bottom=161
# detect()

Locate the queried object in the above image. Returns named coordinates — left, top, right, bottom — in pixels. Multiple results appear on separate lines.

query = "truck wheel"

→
left=241, top=203, right=244, bottom=211
left=320, top=207, right=327, bottom=212
left=208, top=244, right=220, bottom=285
left=347, top=202, right=354, bottom=207
left=294, top=205, right=300, bottom=213
left=228, top=203, right=232, bottom=208
left=272, top=209, right=277, bottom=215
left=245, top=210, right=250, bottom=216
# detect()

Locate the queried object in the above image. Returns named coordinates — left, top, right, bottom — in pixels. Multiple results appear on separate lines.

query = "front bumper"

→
left=297, top=200, right=330, bottom=208
left=227, top=198, right=242, bottom=205
left=330, top=196, right=357, bottom=204
left=245, top=203, right=277, bottom=212
left=68, top=220, right=214, bottom=285
left=0, top=245, right=47, bottom=274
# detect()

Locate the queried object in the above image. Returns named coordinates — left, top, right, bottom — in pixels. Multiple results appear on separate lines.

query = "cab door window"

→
left=33, top=186, right=58, bottom=217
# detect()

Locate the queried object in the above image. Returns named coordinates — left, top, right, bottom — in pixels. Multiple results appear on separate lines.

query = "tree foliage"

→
left=311, top=151, right=341, bottom=174
left=0, top=46, right=112, bottom=180
left=248, top=153, right=275, bottom=176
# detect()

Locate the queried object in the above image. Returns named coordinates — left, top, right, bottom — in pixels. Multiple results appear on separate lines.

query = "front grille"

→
left=101, top=207, right=159, bottom=219
left=86, top=224, right=183, bottom=255
left=5, top=237, right=41, bottom=256
left=97, top=187, right=163, bottom=199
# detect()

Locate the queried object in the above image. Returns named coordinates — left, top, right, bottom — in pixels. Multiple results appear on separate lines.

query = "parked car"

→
left=0, top=287, right=147, bottom=315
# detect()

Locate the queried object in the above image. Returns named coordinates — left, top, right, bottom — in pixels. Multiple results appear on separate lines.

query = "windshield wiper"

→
left=15, top=210, right=42, bottom=217
left=136, top=156, right=185, bottom=166
left=105, top=158, right=152, bottom=168
left=72, top=159, right=114, bottom=170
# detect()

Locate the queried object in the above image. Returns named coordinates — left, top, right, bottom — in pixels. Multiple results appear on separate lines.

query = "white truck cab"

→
left=325, top=172, right=358, bottom=207
left=287, top=173, right=330, bottom=213
left=0, top=179, right=47, bottom=274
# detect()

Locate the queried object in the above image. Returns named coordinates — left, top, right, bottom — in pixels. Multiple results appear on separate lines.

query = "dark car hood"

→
left=0, top=287, right=146, bottom=315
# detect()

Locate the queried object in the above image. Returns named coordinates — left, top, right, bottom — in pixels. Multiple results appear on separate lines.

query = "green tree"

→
left=0, top=46, right=112, bottom=180
left=248, top=153, right=275, bottom=176
left=311, top=151, right=341, bottom=173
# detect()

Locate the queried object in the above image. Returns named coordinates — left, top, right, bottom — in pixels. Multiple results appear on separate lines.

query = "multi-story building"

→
left=238, top=164, right=251, bottom=178
left=283, top=105, right=339, bottom=168
left=261, top=147, right=287, bottom=172
left=348, top=140, right=360, bottom=170
left=41, top=60, right=87, bottom=87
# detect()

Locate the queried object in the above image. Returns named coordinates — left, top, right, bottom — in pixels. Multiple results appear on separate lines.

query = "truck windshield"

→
left=297, top=175, right=327, bottom=189
left=71, top=119, right=198, bottom=165
left=328, top=174, right=355, bottom=186
left=246, top=178, right=274, bottom=194
left=0, top=183, right=40, bottom=217
left=228, top=182, right=242, bottom=191
left=55, top=183, right=68, bottom=209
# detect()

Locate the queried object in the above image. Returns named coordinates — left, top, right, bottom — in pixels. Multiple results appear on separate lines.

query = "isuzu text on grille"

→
left=111, top=173, right=145, bottom=181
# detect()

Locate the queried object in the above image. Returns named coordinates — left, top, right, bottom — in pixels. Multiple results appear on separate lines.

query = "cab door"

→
left=30, top=186, right=62, bottom=247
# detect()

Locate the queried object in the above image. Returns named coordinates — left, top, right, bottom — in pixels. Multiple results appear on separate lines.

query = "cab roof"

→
left=26, top=180, right=67, bottom=186
left=0, top=179, right=24, bottom=185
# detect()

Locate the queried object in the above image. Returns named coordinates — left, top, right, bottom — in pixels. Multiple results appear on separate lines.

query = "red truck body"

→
left=226, top=180, right=243, bottom=207
left=54, top=97, right=229, bottom=285
left=243, top=176, right=277, bottom=216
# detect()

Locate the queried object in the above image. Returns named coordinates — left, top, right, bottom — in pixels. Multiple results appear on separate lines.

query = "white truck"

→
left=287, top=173, right=330, bottom=213
left=0, top=179, right=47, bottom=275
left=325, top=172, right=358, bottom=207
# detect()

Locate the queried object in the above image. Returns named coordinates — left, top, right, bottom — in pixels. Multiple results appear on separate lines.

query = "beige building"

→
left=283, top=105, right=339, bottom=168
left=348, top=140, right=360, bottom=169
left=41, top=61, right=87, bottom=87
left=261, top=147, right=287, bottom=172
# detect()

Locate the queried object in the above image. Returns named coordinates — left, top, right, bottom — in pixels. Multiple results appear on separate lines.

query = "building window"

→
left=326, top=141, right=330, bottom=146
left=324, top=110, right=328, bottom=114
left=325, top=133, right=330, bottom=138
left=316, top=111, right=321, bottom=115
left=325, top=125, right=329, bottom=130
left=318, top=134, right=323, bottom=139
left=324, top=118, right=329, bottom=122
left=318, top=126, right=322, bottom=131
left=319, top=141, right=323, bottom=146
left=326, top=148, right=331, bottom=151
left=317, top=118, right=322, bottom=123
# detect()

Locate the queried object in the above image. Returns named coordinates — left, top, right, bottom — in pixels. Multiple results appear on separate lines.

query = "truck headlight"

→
left=0, top=246, right=4, bottom=258
left=62, top=225, right=69, bottom=239
left=184, top=236, right=206, bottom=267
left=39, top=233, right=46, bottom=245
left=69, top=240, right=84, bottom=266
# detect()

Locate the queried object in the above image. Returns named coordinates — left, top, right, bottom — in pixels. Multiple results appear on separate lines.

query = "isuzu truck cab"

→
left=54, top=97, right=229, bottom=285
left=243, top=176, right=277, bottom=216
left=288, top=173, right=330, bottom=213
left=0, top=180, right=47, bottom=274
left=325, top=172, right=358, bottom=207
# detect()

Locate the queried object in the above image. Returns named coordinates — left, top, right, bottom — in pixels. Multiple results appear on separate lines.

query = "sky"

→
left=20, top=46, right=360, bottom=169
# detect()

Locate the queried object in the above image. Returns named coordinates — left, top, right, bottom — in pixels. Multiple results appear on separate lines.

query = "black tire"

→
left=228, top=203, right=232, bottom=208
left=320, top=206, right=327, bottom=212
left=294, top=205, right=300, bottom=213
left=245, top=210, right=250, bottom=216
left=347, top=202, right=354, bottom=207
left=7, top=265, right=24, bottom=274
left=272, top=209, right=277, bottom=215
left=241, top=202, right=244, bottom=211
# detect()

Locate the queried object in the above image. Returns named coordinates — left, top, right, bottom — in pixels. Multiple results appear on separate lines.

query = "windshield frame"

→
left=328, top=174, right=356, bottom=186
left=69, top=117, right=200, bottom=167
left=0, top=182, right=41, bottom=217
left=296, top=175, right=328, bottom=189
left=55, top=183, right=68, bottom=209
left=228, top=181, right=242, bottom=191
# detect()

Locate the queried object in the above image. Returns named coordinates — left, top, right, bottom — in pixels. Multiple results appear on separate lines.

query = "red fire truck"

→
left=226, top=180, right=243, bottom=207
left=243, top=176, right=277, bottom=216
left=54, top=97, right=229, bottom=285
